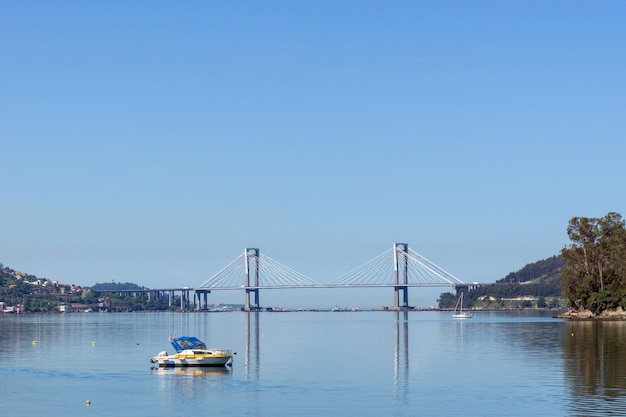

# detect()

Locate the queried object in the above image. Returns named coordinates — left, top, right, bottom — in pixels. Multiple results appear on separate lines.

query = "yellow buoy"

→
left=91, top=341, right=96, bottom=346
left=85, top=400, right=91, bottom=405
left=32, top=340, right=37, bottom=345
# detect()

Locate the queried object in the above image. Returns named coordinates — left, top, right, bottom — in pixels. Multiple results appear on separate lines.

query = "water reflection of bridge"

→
left=394, top=310, right=409, bottom=397
left=242, top=311, right=410, bottom=386
left=105, top=243, right=480, bottom=311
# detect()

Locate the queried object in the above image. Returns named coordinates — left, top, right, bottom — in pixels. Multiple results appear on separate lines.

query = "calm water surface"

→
left=2, top=311, right=626, bottom=416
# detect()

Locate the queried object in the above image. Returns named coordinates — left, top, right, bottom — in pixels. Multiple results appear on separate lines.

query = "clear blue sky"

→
left=2, top=1, right=625, bottom=308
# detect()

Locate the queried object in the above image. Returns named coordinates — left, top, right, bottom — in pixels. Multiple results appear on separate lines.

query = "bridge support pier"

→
left=393, top=243, right=410, bottom=310
left=193, top=289, right=211, bottom=310
left=244, top=248, right=261, bottom=311
left=180, top=289, right=191, bottom=311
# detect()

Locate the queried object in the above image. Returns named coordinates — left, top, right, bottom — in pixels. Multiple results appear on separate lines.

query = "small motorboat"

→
left=151, top=336, right=233, bottom=367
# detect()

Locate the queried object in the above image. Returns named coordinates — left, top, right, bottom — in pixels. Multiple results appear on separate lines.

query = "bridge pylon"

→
left=393, top=243, right=410, bottom=310
left=244, top=248, right=261, bottom=311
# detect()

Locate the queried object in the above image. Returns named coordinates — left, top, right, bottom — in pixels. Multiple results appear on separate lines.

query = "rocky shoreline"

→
left=553, top=306, right=626, bottom=319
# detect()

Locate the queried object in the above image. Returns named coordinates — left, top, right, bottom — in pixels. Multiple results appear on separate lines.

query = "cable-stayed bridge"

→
left=195, top=243, right=473, bottom=311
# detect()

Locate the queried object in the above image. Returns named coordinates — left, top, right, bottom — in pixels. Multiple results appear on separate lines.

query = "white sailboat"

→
left=452, top=292, right=472, bottom=319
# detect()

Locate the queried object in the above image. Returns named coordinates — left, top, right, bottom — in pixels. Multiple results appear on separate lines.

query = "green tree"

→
left=561, top=212, right=626, bottom=311
left=537, top=296, right=547, bottom=308
left=548, top=297, right=561, bottom=309
left=437, top=292, right=457, bottom=309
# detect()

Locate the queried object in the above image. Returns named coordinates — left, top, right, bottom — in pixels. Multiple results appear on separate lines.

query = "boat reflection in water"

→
left=152, top=366, right=232, bottom=379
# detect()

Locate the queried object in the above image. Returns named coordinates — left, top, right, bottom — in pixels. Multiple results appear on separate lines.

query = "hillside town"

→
left=1, top=263, right=96, bottom=313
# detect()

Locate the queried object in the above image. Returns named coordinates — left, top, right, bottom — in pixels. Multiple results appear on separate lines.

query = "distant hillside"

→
left=0, top=262, right=90, bottom=312
left=1, top=262, right=177, bottom=313
left=497, top=255, right=564, bottom=284
left=91, top=282, right=147, bottom=291
left=438, top=255, right=566, bottom=309
left=467, top=255, right=564, bottom=308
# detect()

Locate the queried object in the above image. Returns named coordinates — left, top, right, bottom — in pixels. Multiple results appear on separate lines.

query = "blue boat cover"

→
left=170, top=336, right=207, bottom=353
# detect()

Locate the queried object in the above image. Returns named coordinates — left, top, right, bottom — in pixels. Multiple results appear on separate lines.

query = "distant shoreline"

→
left=4, top=307, right=569, bottom=315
